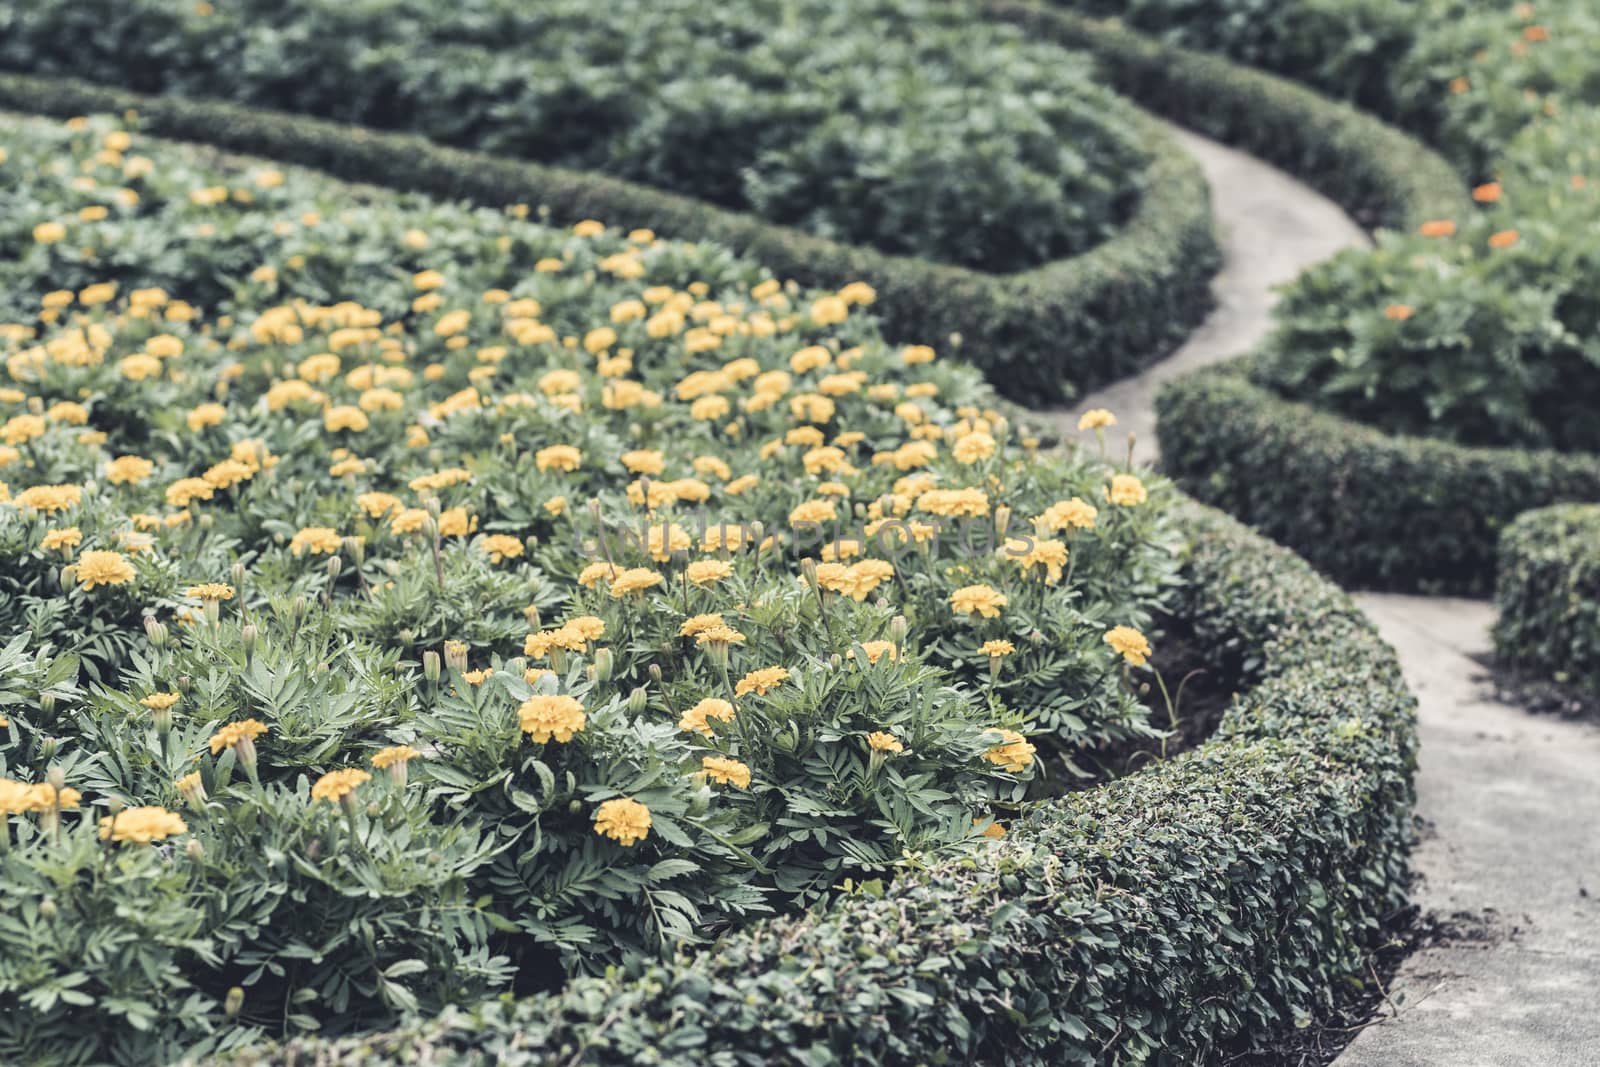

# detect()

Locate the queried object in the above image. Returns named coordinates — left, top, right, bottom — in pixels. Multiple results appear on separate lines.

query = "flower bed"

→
left=206, top=495, right=1418, bottom=1066
left=0, top=1, right=1223, bottom=406
left=1494, top=504, right=1600, bottom=698
left=0, top=111, right=1194, bottom=1063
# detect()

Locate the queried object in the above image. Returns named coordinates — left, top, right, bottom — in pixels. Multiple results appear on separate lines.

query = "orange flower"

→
left=1523, top=25, right=1548, bottom=43
left=1384, top=304, right=1415, bottom=321
left=1472, top=182, right=1502, bottom=204
left=1418, top=220, right=1457, bottom=238
left=1488, top=229, right=1520, bottom=249
left=1449, top=76, right=1470, bottom=95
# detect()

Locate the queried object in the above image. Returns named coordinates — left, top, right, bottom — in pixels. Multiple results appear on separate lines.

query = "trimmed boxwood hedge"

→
left=1156, top=360, right=1600, bottom=595
left=0, top=70, right=1217, bottom=408
left=1494, top=505, right=1600, bottom=696
left=205, top=496, right=1417, bottom=1066
left=979, top=3, right=1467, bottom=230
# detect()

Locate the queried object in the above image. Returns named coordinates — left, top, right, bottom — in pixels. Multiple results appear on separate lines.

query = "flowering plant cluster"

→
left=0, top=0, right=1156, bottom=273
left=1253, top=2, right=1600, bottom=453
left=0, top=113, right=1177, bottom=1063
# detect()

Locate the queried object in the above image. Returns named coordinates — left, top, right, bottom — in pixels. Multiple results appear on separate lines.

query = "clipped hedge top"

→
left=203, top=494, right=1419, bottom=1066
left=1494, top=503, right=1600, bottom=696
left=0, top=0, right=1159, bottom=275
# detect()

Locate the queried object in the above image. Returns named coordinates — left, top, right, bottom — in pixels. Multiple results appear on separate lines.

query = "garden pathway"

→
left=1049, top=127, right=1600, bottom=1065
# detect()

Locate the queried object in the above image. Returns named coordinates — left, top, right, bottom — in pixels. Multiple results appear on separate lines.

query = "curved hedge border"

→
left=203, top=496, right=1417, bottom=1065
left=1494, top=505, right=1600, bottom=696
left=979, top=3, right=1468, bottom=230
left=0, top=71, right=1217, bottom=408
left=1156, top=361, right=1600, bottom=595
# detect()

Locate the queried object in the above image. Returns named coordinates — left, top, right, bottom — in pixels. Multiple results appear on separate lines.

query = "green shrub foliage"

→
left=1494, top=505, right=1600, bottom=696
left=204, top=497, right=1419, bottom=1066
left=0, top=110, right=1187, bottom=1063
left=0, top=0, right=1156, bottom=276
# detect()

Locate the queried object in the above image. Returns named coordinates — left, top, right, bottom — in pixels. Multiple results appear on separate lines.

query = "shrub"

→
left=203, top=496, right=1418, bottom=1066
left=1155, top=361, right=1600, bottom=594
left=0, top=0, right=1154, bottom=275
left=0, top=110, right=1185, bottom=1061
left=1046, top=0, right=1420, bottom=114
left=1253, top=180, right=1600, bottom=453
left=1494, top=504, right=1600, bottom=696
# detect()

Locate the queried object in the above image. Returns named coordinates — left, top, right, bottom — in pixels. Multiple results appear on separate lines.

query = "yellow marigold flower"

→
left=983, top=729, right=1036, bottom=773
left=620, top=449, right=666, bottom=475
left=980, top=640, right=1015, bottom=657
left=734, top=666, right=790, bottom=698
left=480, top=534, right=525, bottom=564
left=852, top=640, right=898, bottom=664
left=678, top=613, right=725, bottom=637
left=412, top=269, right=445, bottom=290
left=867, top=731, right=904, bottom=753
left=685, top=559, right=733, bottom=585
left=838, top=281, right=876, bottom=305
left=519, top=694, right=586, bottom=743
left=608, top=567, right=664, bottom=596
left=977, top=819, right=1006, bottom=840
left=99, top=805, right=188, bottom=844
left=917, top=488, right=989, bottom=518
left=1077, top=408, right=1116, bottom=431
left=1106, top=474, right=1147, bottom=507
left=290, top=527, right=342, bottom=555
left=41, top=526, right=82, bottom=552
left=700, top=756, right=751, bottom=789
left=1104, top=625, right=1152, bottom=667
left=209, top=718, right=268, bottom=754
left=186, top=583, right=234, bottom=601
left=324, top=405, right=369, bottom=433
left=810, top=295, right=848, bottom=325
left=311, top=768, right=371, bottom=804
left=1010, top=538, right=1068, bottom=585
left=950, top=585, right=1007, bottom=619
left=357, top=491, right=402, bottom=519
left=2, top=414, right=47, bottom=445
left=74, top=549, right=136, bottom=590
left=372, top=745, right=421, bottom=770
left=816, top=559, right=895, bottom=602
left=694, top=625, right=747, bottom=648
left=33, top=221, right=67, bottom=244
left=789, top=499, right=837, bottom=526
left=186, top=403, right=226, bottom=432
left=14, top=484, right=83, bottom=512
left=1038, top=498, right=1097, bottom=532
left=140, top=692, right=181, bottom=711
left=535, top=444, right=582, bottom=472
left=646, top=523, right=693, bottom=561
left=565, top=616, right=606, bottom=641
left=118, top=353, right=162, bottom=381
left=679, top=697, right=736, bottom=735
left=953, top=432, right=996, bottom=464
left=105, top=454, right=155, bottom=485
left=594, top=797, right=651, bottom=846
left=544, top=495, right=568, bottom=516
left=165, top=477, right=215, bottom=508
left=578, top=561, right=619, bottom=589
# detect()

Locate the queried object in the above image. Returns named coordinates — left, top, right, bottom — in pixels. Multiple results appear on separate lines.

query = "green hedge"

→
left=1156, top=362, right=1600, bottom=595
left=979, top=3, right=1467, bottom=230
left=1494, top=505, right=1600, bottom=696
left=202, top=496, right=1417, bottom=1065
left=0, top=71, right=1217, bottom=408
left=1043, top=0, right=1420, bottom=116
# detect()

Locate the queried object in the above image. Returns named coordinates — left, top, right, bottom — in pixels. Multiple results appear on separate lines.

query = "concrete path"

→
left=1043, top=126, right=1366, bottom=465
left=1053, top=126, right=1600, bottom=1064
left=1337, top=596, right=1600, bottom=1067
